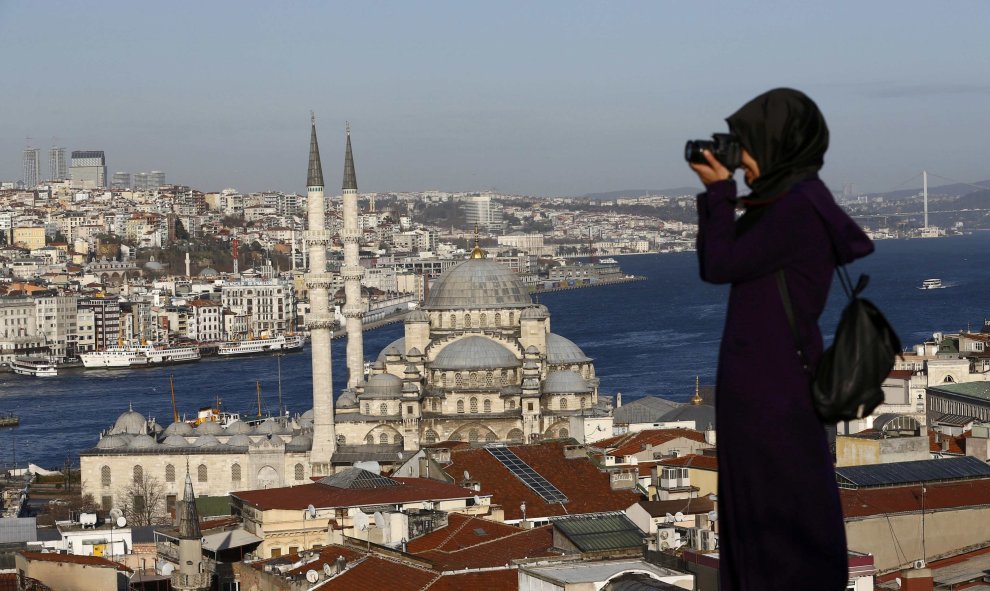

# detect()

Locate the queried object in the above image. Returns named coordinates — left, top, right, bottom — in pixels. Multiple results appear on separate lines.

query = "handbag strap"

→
left=776, top=269, right=811, bottom=372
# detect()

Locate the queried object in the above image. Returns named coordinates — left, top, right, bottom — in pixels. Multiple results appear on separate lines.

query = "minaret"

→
left=171, top=471, right=210, bottom=591
left=341, top=124, right=365, bottom=389
left=305, top=113, right=337, bottom=474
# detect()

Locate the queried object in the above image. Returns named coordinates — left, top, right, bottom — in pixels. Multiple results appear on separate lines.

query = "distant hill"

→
left=873, top=180, right=990, bottom=201
left=582, top=187, right=701, bottom=200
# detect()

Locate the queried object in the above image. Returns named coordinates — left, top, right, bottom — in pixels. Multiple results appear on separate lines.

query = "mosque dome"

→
left=194, top=434, right=221, bottom=448
left=547, top=333, right=592, bottom=364
left=143, top=260, right=164, bottom=271
left=196, top=421, right=224, bottom=435
left=376, top=337, right=405, bottom=362
left=255, top=419, right=291, bottom=436
left=407, top=309, right=430, bottom=323
left=162, top=434, right=190, bottom=447
left=300, top=409, right=314, bottom=420
left=226, top=434, right=253, bottom=449
left=543, top=370, right=593, bottom=394
left=96, top=434, right=129, bottom=450
left=336, top=390, right=358, bottom=409
left=163, top=422, right=194, bottom=436
left=286, top=434, right=313, bottom=451
left=200, top=267, right=219, bottom=277
left=425, top=258, right=532, bottom=310
left=225, top=420, right=254, bottom=435
left=363, top=374, right=403, bottom=398
left=128, top=434, right=158, bottom=449
left=431, top=336, right=521, bottom=370
left=659, top=403, right=716, bottom=429
left=520, top=305, right=549, bottom=320
left=110, top=408, right=148, bottom=435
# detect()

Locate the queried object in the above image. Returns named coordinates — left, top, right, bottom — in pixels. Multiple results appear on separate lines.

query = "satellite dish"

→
left=463, top=470, right=470, bottom=480
left=708, top=510, right=718, bottom=522
left=665, top=512, right=675, bottom=523
left=674, top=512, right=685, bottom=522
left=116, top=516, right=127, bottom=528
left=707, top=493, right=718, bottom=502
left=307, top=504, right=317, bottom=519
left=323, top=563, right=333, bottom=577
left=109, top=508, right=123, bottom=520
left=160, top=563, right=174, bottom=576
left=306, top=570, right=320, bottom=583
left=354, top=511, right=369, bottom=531
left=473, top=495, right=482, bottom=505
left=373, top=511, right=385, bottom=529
left=660, top=541, right=670, bottom=550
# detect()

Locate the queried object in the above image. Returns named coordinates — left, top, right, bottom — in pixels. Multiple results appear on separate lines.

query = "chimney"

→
left=900, top=564, right=933, bottom=591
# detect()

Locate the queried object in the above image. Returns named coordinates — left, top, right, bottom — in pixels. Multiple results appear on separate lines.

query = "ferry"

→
left=919, top=278, right=944, bottom=290
left=217, top=333, right=306, bottom=357
left=9, top=357, right=58, bottom=377
left=80, top=345, right=200, bottom=369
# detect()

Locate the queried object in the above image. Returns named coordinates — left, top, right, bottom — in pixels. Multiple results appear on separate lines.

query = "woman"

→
left=689, top=88, right=873, bottom=589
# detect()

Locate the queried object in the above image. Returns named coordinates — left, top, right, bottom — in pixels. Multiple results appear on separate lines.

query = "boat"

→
left=919, top=278, right=944, bottom=290
left=9, top=357, right=58, bottom=377
left=0, top=412, right=19, bottom=428
left=217, top=333, right=306, bottom=357
left=80, top=344, right=200, bottom=369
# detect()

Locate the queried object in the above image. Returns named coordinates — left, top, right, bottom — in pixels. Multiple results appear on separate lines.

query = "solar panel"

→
left=487, top=447, right=569, bottom=504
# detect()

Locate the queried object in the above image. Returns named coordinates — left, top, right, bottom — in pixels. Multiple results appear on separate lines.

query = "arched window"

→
left=441, top=373, right=448, bottom=387
left=560, top=398, right=568, bottom=410
left=455, top=373, right=464, bottom=387
left=394, top=434, right=403, bottom=445
left=484, top=399, right=492, bottom=413
left=363, top=403, right=369, bottom=415
left=231, top=464, right=241, bottom=483
left=469, top=372, right=478, bottom=387
left=165, top=464, right=175, bottom=483
left=365, top=434, right=374, bottom=444
left=379, top=432, right=389, bottom=444
left=198, top=464, right=208, bottom=482
left=507, top=399, right=516, bottom=410
left=944, top=375, right=955, bottom=383
left=449, top=434, right=462, bottom=442
left=469, top=429, right=479, bottom=443
left=424, top=429, right=439, bottom=444
left=559, top=428, right=569, bottom=438
left=508, top=429, right=524, bottom=444
left=470, top=397, right=479, bottom=413
left=337, top=434, right=346, bottom=444
left=485, top=432, right=498, bottom=443
left=580, top=396, right=587, bottom=409
left=480, top=313, right=487, bottom=326
left=494, top=312, right=501, bottom=326
left=437, top=314, right=443, bottom=328
left=294, top=463, right=304, bottom=481
left=450, top=314, right=457, bottom=328
left=133, top=465, right=143, bottom=484
left=509, top=312, right=515, bottom=324
left=101, top=466, right=111, bottom=487
left=380, top=403, right=388, bottom=416
left=431, top=398, right=439, bottom=411
left=485, top=371, right=494, bottom=386
left=457, top=400, right=465, bottom=413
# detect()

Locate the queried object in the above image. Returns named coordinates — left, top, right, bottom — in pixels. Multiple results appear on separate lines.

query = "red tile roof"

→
left=406, top=513, right=559, bottom=570
left=407, top=513, right=521, bottom=553
left=425, top=569, right=518, bottom=591
left=18, top=551, right=132, bottom=572
left=443, top=441, right=641, bottom=521
left=928, top=430, right=967, bottom=455
left=233, top=477, right=478, bottom=511
left=319, top=556, right=438, bottom=590
left=841, top=479, right=990, bottom=518
left=887, top=369, right=914, bottom=379
left=658, top=454, right=719, bottom=471
left=595, top=429, right=708, bottom=458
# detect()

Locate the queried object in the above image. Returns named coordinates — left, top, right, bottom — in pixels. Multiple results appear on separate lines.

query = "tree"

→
left=117, top=473, right=170, bottom=526
left=174, top=218, right=190, bottom=240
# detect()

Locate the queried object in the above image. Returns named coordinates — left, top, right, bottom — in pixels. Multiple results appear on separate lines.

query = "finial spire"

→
left=470, top=223, right=486, bottom=259
left=342, top=123, right=357, bottom=191
left=691, top=376, right=703, bottom=405
left=307, top=113, right=324, bottom=188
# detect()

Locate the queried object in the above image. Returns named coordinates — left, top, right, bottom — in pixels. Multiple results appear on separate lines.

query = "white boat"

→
left=80, top=344, right=200, bottom=369
left=919, top=278, right=944, bottom=290
left=9, top=357, right=58, bottom=377
left=217, top=333, right=306, bottom=357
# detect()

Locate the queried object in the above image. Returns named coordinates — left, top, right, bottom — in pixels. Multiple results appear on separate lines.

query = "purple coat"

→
left=697, top=177, right=873, bottom=590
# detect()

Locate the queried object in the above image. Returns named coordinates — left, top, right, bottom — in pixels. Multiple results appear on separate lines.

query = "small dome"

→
left=96, top=434, right=128, bottom=450
left=404, top=364, right=420, bottom=376
left=543, top=370, right=592, bottom=394
left=143, top=260, right=164, bottom=271
left=425, top=258, right=532, bottom=309
left=407, top=309, right=430, bottom=322
left=200, top=267, right=219, bottom=277
left=520, top=305, right=549, bottom=320
left=255, top=420, right=291, bottom=436
left=372, top=360, right=386, bottom=370
left=162, top=434, right=190, bottom=447
left=128, top=434, right=158, bottom=449
left=286, top=434, right=313, bottom=451
left=151, top=423, right=163, bottom=435
left=163, top=422, right=194, bottom=436
left=525, top=345, right=540, bottom=354
left=336, top=390, right=358, bottom=409
left=364, top=373, right=403, bottom=398
left=547, top=333, right=592, bottom=364
left=300, top=409, right=314, bottom=420
left=431, top=336, right=521, bottom=370
left=196, top=421, right=224, bottom=435
left=194, top=434, right=221, bottom=447
left=376, top=337, right=405, bottom=362
left=225, top=420, right=253, bottom=435
left=110, top=408, right=148, bottom=435
left=226, top=434, right=253, bottom=448
left=407, top=347, right=423, bottom=357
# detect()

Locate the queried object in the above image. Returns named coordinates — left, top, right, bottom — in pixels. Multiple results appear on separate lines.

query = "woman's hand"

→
left=689, top=150, right=733, bottom=186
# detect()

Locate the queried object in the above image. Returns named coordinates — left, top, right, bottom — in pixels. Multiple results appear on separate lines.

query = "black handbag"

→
left=776, top=266, right=901, bottom=424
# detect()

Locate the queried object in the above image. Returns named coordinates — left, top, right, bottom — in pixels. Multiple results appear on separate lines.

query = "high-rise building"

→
left=111, top=172, right=131, bottom=189
left=22, top=148, right=40, bottom=188
left=70, top=150, right=107, bottom=188
left=48, top=146, right=66, bottom=182
left=463, top=194, right=504, bottom=231
left=133, top=172, right=149, bottom=191
left=148, top=170, right=165, bottom=188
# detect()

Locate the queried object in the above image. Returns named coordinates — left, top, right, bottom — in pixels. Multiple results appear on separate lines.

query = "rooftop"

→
left=836, top=456, right=990, bottom=490
left=233, top=475, right=479, bottom=511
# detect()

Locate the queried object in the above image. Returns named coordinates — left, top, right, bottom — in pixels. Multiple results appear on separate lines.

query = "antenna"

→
left=306, top=569, right=320, bottom=583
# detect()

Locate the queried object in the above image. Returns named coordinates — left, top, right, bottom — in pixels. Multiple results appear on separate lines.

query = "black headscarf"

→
left=727, top=88, right=829, bottom=206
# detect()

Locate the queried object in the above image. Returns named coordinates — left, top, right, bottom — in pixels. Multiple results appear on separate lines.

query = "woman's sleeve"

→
left=697, top=180, right=806, bottom=284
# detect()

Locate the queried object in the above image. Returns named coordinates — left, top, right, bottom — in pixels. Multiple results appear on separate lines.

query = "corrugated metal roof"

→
left=929, top=381, right=990, bottom=401
left=0, top=517, right=37, bottom=544
left=553, top=514, right=643, bottom=552
left=836, top=456, right=990, bottom=489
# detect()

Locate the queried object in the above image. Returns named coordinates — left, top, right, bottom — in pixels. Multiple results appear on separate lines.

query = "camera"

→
left=685, top=133, right=742, bottom=170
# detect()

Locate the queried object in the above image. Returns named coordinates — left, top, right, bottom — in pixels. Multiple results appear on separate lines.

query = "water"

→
left=3, top=232, right=988, bottom=468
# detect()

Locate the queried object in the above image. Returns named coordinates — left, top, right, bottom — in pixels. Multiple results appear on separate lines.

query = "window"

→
left=425, top=429, right=438, bottom=444
left=394, top=434, right=403, bottom=445
left=455, top=373, right=464, bottom=387
left=133, top=495, right=146, bottom=514
left=559, top=428, right=569, bottom=438
left=271, top=548, right=282, bottom=558
left=289, top=546, right=299, bottom=555
left=470, top=397, right=478, bottom=413
left=166, top=494, right=177, bottom=514
left=560, top=398, right=568, bottom=410
left=101, top=466, right=111, bottom=487
left=580, top=397, right=587, bottom=409
left=379, top=433, right=389, bottom=444
left=495, top=313, right=501, bottom=325
left=133, top=465, right=143, bottom=484
left=101, top=496, right=112, bottom=510
left=484, top=399, right=492, bottom=413
left=457, top=400, right=465, bottom=413
left=507, top=400, right=515, bottom=410
left=485, top=371, right=494, bottom=386
left=431, top=398, right=439, bottom=411
left=485, top=432, right=498, bottom=443
left=363, top=403, right=369, bottom=415
left=380, top=403, right=388, bottom=416
left=480, top=313, right=487, bottom=326
left=365, top=434, right=374, bottom=444
left=232, top=464, right=241, bottom=482
left=294, top=463, right=304, bottom=480
left=198, top=464, right=208, bottom=482
left=337, top=435, right=346, bottom=444
left=469, top=429, right=479, bottom=443
left=407, top=405, right=413, bottom=415
left=527, top=402, right=534, bottom=411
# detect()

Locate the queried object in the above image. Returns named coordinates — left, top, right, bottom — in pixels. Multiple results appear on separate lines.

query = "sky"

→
left=2, top=1, right=989, bottom=197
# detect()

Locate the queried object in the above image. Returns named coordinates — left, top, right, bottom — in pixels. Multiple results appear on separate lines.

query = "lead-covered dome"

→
left=425, top=258, right=532, bottom=309
left=547, top=333, right=592, bottom=364
left=431, top=336, right=521, bottom=370
left=376, top=337, right=405, bottom=363
left=363, top=374, right=402, bottom=398
left=110, top=408, right=148, bottom=435
left=196, top=421, right=224, bottom=435
left=543, top=370, right=593, bottom=394
left=163, top=422, right=193, bottom=436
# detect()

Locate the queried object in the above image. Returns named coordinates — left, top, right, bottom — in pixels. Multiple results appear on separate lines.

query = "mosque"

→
left=79, top=118, right=608, bottom=509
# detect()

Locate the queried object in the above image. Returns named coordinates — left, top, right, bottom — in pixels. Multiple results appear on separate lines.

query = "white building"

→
left=35, top=294, right=77, bottom=359
left=186, top=300, right=223, bottom=343
left=220, top=279, right=295, bottom=336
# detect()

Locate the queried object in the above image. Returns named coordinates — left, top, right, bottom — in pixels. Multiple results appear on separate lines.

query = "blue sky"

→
left=2, top=1, right=988, bottom=196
